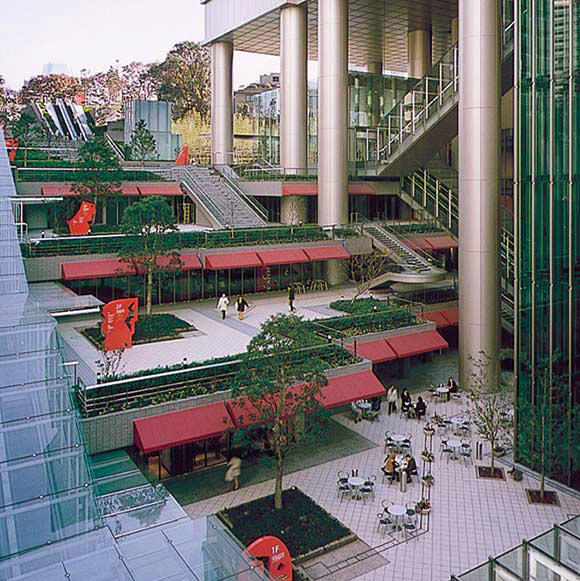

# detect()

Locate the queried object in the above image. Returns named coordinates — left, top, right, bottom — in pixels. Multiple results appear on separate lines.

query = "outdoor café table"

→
left=357, top=401, right=372, bottom=411
left=447, top=438, right=462, bottom=460
left=390, top=433, right=407, bottom=452
left=387, top=504, right=406, bottom=532
left=436, top=386, right=450, bottom=402
left=348, top=476, right=365, bottom=500
left=451, top=417, right=465, bottom=434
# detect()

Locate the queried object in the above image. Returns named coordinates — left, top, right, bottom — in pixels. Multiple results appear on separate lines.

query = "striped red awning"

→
left=318, top=371, right=385, bottom=409
left=205, top=251, right=262, bottom=270
left=345, top=339, right=397, bottom=363
left=133, top=402, right=234, bottom=454
left=303, top=246, right=350, bottom=261
left=385, top=330, right=449, bottom=359
left=257, top=248, right=310, bottom=266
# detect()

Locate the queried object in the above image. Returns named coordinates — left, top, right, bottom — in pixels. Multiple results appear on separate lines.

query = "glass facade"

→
left=514, top=0, right=580, bottom=489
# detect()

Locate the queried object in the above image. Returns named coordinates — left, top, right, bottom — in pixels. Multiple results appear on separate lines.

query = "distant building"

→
left=234, top=73, right=280, bottom=116
left=41, top=63, right=70, bottom=76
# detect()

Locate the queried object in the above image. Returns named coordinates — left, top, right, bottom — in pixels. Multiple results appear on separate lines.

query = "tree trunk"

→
left=540, top=413, right=546, bottom=499
left=146, top=270, right=153, bottom=315
left=274, top=446, right=284, bottom=510
left=490, top=437, right=495, bottom=471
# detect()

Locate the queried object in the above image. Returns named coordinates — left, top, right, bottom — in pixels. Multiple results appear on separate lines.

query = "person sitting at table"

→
left=404, top=454, right=418, bottom=482
left=382, top=452, right=398, bottom=483
left=447, top=376, right=459, bottom=393
left=401, top=389, right=412, bottom=412
left=415, top=396, right=427, bottom=420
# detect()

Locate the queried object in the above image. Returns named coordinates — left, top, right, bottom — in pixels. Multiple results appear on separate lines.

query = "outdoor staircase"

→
left=156, top=165, right=268, bottom=229
left=362, top=223, right=447, bottom=286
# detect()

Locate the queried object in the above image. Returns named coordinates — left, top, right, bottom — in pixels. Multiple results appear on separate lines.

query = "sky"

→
left=0, top=0, right=283, bottom=91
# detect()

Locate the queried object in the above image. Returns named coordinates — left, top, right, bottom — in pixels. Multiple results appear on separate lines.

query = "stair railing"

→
left=180, top=169, right=229, bottom=228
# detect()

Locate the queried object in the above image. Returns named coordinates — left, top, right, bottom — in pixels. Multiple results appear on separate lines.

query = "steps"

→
left=362, top=223, right=446, bottom=286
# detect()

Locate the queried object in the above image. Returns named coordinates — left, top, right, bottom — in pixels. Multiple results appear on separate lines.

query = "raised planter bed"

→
left=475, top=466, right=506, bottom=480
left=526, top=489, right=560, bottom=506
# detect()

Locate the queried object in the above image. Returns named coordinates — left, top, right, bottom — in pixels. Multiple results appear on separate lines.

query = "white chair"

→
left=337, top=483, right=351, bottom=502
left=376, top=512, right=392, bottom=536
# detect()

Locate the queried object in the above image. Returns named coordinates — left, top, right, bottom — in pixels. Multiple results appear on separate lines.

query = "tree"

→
left=231, top=315, right=329, bottom=510
left=11, top=112, right=43, bottom=166
left=118, top=197, right=182, bottom=315
left=343, top=253, right=388, bottom=301
left=466, top=351, right=514, bottom=473
left=20, top=74, right=82, bottom=103
left=130, top=120, right=157, bottom=164
left=70, top=138, right=122, bottom=206
left=120, top=62, right=157, bottom=103
left=147, top=41, right=210, bottom=120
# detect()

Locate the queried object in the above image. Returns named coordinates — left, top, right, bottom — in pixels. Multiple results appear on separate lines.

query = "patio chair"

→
left=403, top=518, right=419, bottom=540
left=337, top=471, right=349, bottom=485
left=376, top=512, right=392, bottom=536
left=337, top=483, right=351, bottom=502
left=360, top=485, right=374, bottom=504
left=405, top=502, right=417, bottom=518
left=365, top=409, right=380, bottom=422
left=363, top=475, right=376, bottom=500
left=350, top=402, right=362, bottom=423
left=438, top=436, right=449, bottom=452
left=440, top=443, right=453, bottom=463
left=381, top=468, right=395, bottom=484
left=460, top=444, right=473, bottom=465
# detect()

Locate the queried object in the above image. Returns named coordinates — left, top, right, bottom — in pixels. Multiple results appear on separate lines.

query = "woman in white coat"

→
left=217, top=293, right=229, bottom=319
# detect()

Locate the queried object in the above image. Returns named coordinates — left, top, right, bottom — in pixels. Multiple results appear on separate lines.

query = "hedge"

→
left=329, top=297, right=393, bottom=315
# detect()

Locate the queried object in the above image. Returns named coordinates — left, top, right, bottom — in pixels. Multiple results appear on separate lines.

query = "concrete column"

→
left=280, top=4, right=308, bottom=175
left=407, top=29, right=432, bottom=78
left=280, top=195, right=307, bottom=225
left=211, top=41, right=233, bottom=165
left=318, top=0, right=349, bottom=227
left=458, top=0, right=500, bottom=387
left=367, top=61, right=383, bottom=127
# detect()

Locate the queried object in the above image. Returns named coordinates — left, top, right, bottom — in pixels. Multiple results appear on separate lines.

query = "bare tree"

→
left=343, top=253, right=388, bottom=301
left=96, top=348, right=125, bottom=381
left=466, top=351, right=514, bottom=474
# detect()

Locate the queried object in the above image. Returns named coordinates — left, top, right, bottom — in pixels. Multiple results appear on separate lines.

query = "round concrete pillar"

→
left=367, top=61, right=383, bottom=127
left=280, top=4, right=308, bottom=175
left=317, top=0, right=349, bottom=227
left=407, top=29, right=432, bottom=78
left=211, top=41, right=233, bottom=165
left=458, top=0, right=500, bottom=386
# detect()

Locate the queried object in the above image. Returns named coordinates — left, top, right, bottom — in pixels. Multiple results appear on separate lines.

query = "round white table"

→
left=387, top=504, right=407, bottom=533
left=390, top=433, right=408, bottom=452
left=348, top=476, right=365, bottom=500
left=357, top=401, right=372, bottom=410
left=451, top=417, right=465, bottom=433
left=436, top=386, right=450, bottom=402
left=447, top=438, right=462, bottom=460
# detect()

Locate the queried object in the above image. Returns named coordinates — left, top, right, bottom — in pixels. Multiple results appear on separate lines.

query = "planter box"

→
left=341, top=321, right=436, bottom=347
left=325, top=360, right=371, bottom=378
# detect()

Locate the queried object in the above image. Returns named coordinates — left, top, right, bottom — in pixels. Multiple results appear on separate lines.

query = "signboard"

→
left=68, top=201, right=96, bottom=236
left=175, top=145, right=189, bottom=165
left=101, top=298, right=139, bottom=351
left=5, top=137, right=18, bottom=162
left=244, top=536, right=292, bottom=581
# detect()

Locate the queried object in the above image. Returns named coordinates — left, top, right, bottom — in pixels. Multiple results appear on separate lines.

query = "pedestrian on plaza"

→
left=386, top=384, right=398, bottom=415
left=415, top=396, right=427, bottom=420
left=447, top=376, right=459, bottom=394
left=401, top=388, right=412, bottom=412
left=225, top=454, right=242, bottom=491
left=217, top=293, right=229, bottom=320
left=236, top=295, right=249, bottom=320
left=288, top=285, right=296, bottom=312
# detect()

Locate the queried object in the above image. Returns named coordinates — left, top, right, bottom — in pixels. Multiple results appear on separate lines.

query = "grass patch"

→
left=82, top=313, right=194, bottom=347
left=218, top=488, right=353, bottom=559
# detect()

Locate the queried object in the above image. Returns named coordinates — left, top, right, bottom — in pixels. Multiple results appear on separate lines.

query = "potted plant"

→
left=421, top=473, right=435, bottom=487
left=415, top=499, right=431, bottom=515
left=423, top=423, right=435, bottom=436
left=421, top=450, right=434, bottom=463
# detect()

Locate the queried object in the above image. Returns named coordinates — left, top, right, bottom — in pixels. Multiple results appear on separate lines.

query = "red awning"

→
left=40, top=186, right=77, bottom=197
left=439, top=306, right=459, bottom=326
left=423, top=236, right=458, bottom=250
left=133, top=402, right=234, bottom=454
left=318, top=371, right=385, bottom=409
left=257, top=248, right=309, bottom=266
left=421, top=310, right=451, bottom=328
left=386, top=330, right=449, bottom=358
left=156, top=253, right=202, bottom=271
left=61, top=259, right=135, bottom=281
left=404, top=237, right=433, bottom=251
left=345, top=339, right=397, bottom=363
left=137, top=184, right=183, bottom=196
left=303, top=246, right=350, bottom=261
left=205, top=252, right=262, bottom=270
left=281, top=184, right=376, bottom=196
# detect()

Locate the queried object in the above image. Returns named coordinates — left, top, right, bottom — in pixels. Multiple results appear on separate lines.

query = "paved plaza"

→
left=183, top=392, right=580, bottom=581
left=58, top=286, right=360, bottom=381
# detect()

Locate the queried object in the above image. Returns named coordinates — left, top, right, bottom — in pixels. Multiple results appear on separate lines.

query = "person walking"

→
left=217, top=293, right=229, bottom=320
left=288, top=286, right=296, bottom=312
left=236, top=295, right=249, bottom=320
left=225, top=454, right=241, bottom=491
left=386, top=384, right=398, bottom=415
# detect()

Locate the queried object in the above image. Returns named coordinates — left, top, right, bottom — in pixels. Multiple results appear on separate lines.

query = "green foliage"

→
left=130, top=119, right=157, bottom=163
left=330, top=297, right=392, bottom=315
left=147, top=41, right=210, bottom=120
left=70, top=137, right=122, bottom=201
left=19, top=74, right=82, bottom=103
left=118, top=196, right=182, bottom=314
left=220, top=488, right=352, bottom=558
left=11, top=112, right=44, bottom=152
left=315, top=309, right=419, bottom=338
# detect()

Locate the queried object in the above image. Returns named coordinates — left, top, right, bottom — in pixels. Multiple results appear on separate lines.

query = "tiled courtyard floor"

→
left=183, top=392, right=580, bottom=581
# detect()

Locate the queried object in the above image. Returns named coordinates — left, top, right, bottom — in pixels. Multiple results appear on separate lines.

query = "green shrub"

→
left=329, top=297, right=392, bottom=315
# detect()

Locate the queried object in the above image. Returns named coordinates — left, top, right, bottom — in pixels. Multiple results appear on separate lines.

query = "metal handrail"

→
left=180, top=169, right=228, bottom=228
left=105, top=133, right=126, bottom=161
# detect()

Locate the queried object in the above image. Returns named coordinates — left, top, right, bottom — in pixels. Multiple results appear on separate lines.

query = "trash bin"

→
left=400, top=471, right=407, bottom=493
left=475, top=441, right=483, bottom=460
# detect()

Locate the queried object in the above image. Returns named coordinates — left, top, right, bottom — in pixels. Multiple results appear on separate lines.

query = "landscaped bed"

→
left=82, top=313, right=195, bottom=347
left=329, top=297, right=394, bottom=315
left=218, top=487, right=354, bottom=560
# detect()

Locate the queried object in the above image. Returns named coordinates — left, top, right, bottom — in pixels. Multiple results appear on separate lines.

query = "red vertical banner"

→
left=5, top=138, right=18, bottom=162
left=68, top=201, right=96, bottom=236
left=242, top=536, right=292, bottom=581
left=175, top=146, right=189, bottom=165
left=101, top=298, right=139, bottom=351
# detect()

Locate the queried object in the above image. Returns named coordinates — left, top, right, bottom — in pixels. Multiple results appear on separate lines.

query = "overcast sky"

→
left=1, top=0, right=283, bottom=90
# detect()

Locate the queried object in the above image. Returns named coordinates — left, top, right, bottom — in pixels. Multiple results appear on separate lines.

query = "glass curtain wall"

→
left=514, top=0, right=580, bottom=489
